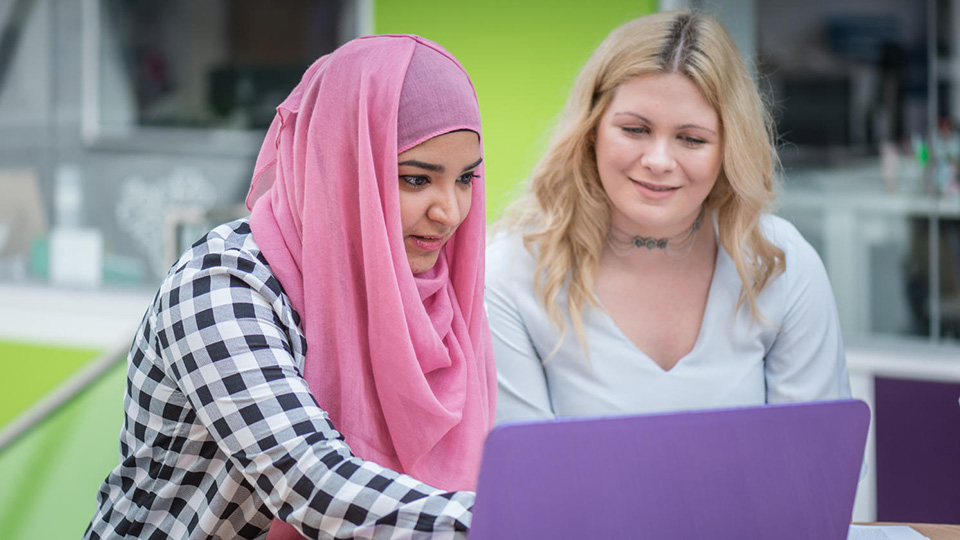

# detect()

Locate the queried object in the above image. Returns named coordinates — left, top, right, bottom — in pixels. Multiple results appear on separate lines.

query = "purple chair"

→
left=875, top=377, right=960, bottom=523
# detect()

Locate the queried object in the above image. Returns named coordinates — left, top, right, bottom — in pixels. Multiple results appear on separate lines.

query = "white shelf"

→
left=0, top=283, right=155, bottom=349
left=847, top=339, right=960, bottom=381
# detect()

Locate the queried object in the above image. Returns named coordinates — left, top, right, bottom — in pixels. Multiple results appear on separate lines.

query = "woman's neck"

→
left=601, top=213, right=717, bottom=271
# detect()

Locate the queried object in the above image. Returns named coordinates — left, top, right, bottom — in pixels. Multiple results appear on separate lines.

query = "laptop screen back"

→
left=471, top=399, right=869, bottom=540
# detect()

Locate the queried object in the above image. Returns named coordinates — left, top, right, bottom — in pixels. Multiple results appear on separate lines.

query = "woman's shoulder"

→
left=487, top=227, right=527, bottom=258
left=187, top=217, right=259, bottom=257
left=759, top=214, right=819, bottom=261
left=759, top=213, right=802, bottom=245
left=169, top=218, right=261, bottom=271
left=161, top=218, right=286, bottom=303
left=757, top=213, right=830, bottom=286
left=486, top=229, right=537, bottom=274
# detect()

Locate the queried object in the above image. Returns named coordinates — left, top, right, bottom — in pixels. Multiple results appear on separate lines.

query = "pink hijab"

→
left=246, top=35, right=496, bottom=538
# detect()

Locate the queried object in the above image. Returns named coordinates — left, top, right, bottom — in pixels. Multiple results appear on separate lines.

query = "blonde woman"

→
left=486, top=11, right=851, bottom=422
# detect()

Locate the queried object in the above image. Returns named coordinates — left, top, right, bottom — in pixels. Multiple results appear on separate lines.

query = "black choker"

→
left=606, top=207, right=705, bottom=257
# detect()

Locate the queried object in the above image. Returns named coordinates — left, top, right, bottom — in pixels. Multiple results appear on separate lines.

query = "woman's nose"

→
left=639, top=138, right=675, bottom=174
left=427, top=188, right=462, bottom=227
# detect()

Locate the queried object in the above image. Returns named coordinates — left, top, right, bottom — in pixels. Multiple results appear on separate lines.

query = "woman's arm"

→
left=763, top=230, right=852, bottom=403
left=485, top=236, right=556, bottom=423
left=156, top=252, right=472, bottom=539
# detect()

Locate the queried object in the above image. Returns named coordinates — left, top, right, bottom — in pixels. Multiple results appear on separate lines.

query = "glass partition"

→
left=81, top=0, right=369, bottom=154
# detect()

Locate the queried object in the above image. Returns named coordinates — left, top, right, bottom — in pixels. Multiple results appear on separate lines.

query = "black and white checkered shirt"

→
left=84, top=219, right=473, bottom=540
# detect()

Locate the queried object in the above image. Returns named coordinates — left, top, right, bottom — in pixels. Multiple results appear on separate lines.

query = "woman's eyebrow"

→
left=398, top=159, right=444, bottom=172
left=398, top=156, right=483, bottom=173
left=678, top=124, right=717, bottom=135
left=462, top=157, right=483, bottom=172
left=614, top=111, right=651, bottom=123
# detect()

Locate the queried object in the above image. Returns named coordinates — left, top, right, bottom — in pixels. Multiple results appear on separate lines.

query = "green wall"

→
left=0, top=341, right=100, bottom=426
left=0, top=343, right=123, bottom=540
left=375, top=0, right=658, bottom=220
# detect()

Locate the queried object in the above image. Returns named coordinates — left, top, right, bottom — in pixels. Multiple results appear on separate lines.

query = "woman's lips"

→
left=410, top=235, right=445, bottom=251
left=631, top=178, right=679, bottom=199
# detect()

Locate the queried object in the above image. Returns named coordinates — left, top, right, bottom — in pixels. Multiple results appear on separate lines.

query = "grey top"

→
left=486, top=214, right=852, bottom=423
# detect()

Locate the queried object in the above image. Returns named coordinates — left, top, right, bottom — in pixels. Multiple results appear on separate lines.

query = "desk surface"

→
left=874, top=523, right=960, bottom=539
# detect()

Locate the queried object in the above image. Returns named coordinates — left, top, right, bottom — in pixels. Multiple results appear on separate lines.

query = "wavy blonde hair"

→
left=499, top=10, right=785, bottom=354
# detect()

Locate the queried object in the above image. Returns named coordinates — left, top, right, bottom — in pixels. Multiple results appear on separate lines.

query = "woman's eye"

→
left=622, top=126, right=647, bottom=136
left=457, top=172, right=479, bottom=185
left=400, top=175, right=428, bottom=187
left=681, top=136, right=707, bottom=147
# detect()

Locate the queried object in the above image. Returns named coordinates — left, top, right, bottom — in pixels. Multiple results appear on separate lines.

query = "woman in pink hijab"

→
left=84, top=35, right=496, bottom=540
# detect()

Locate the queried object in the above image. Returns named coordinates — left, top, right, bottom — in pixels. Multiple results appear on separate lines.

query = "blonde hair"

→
left=499, top=10, right=785, bottom=354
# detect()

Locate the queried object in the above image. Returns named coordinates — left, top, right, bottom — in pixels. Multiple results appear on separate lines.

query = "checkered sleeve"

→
left=154, top=243, right=473, bottom=539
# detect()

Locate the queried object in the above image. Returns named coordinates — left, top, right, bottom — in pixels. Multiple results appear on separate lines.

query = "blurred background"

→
left=0, top=0, right=957, bottom=537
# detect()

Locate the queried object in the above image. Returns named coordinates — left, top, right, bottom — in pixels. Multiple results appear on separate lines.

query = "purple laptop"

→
left=470, top=399, right=869, bottom=540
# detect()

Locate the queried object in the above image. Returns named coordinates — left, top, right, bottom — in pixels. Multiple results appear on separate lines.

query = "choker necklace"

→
left=606, top=206, right=705, bottom=258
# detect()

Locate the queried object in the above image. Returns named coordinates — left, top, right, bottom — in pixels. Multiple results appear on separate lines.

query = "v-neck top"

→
left=485, top=214, right=851, bottom=423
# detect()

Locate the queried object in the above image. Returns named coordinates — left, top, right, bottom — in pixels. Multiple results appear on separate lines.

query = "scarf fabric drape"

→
left=245, top=35, right=496, bottom=539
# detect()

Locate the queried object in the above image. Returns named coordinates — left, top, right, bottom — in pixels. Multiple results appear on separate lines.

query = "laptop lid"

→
left=471, top=399, right=869, bottom=540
